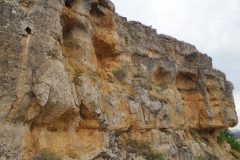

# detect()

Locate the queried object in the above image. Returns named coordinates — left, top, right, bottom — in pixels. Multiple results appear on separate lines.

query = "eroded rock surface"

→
left=0, top=0, right=238, bottom=160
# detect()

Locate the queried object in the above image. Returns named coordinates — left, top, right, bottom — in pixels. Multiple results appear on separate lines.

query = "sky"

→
left=111, top=0, right=240, bottom=129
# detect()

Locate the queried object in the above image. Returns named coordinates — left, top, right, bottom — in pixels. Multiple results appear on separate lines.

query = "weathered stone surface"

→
left=0, top=0, right=237, bottom=159
left=33, top=59, right=75, bottom=124
left=74, top=73, right=102, bottom=118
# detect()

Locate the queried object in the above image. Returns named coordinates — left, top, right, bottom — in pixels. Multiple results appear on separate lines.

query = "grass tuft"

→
left=189, top=129, right=198, bottom=140
left=111, top=68, right=126, bottom=82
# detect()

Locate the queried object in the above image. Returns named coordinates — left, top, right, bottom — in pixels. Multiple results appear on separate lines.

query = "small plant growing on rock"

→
left=139, top=81, right=154, bottom=90
left=198, top=156, right=208, bottom=160
left=125, top=139, right=164, bottom=160
left=217, top=134, right=224, bottom=144
left=111, top=68, right=126, bottom=82
left=148, top=82, right=154, bottom=90
left=189, top=129, right=198, bottom=140
left=148, top=149, right=164, bottom=160
left=32, top=150, right=61, bottom=160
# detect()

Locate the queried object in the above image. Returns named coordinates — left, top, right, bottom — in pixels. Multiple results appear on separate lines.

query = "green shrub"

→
left=226, top=138, right=240, bottom=152
left=217, top=133, right=225, bottom=143
left=148, top=149, right=164, bottom=160
left=217, top=130, right=240, bottom=152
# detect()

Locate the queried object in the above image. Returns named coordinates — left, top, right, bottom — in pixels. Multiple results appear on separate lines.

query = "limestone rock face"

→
left=0, top=0, right=238, bottom=160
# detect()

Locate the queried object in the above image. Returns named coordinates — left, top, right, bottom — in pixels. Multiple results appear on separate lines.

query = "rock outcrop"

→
left=0, top=0, right=238, bottom=159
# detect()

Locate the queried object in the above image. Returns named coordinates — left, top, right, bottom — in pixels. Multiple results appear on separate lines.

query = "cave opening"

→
left=65, top=0, right=75, bottom=9
left=25, top=27, right=31, bottom=34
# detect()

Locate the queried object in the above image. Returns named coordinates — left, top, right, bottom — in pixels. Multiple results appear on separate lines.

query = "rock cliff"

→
left=0, top=0, right=238, bottom=159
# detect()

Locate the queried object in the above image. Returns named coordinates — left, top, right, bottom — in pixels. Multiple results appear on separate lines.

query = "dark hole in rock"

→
left=163, top=115, right=169, bottom=121
left=93, top=152, right=112, bottom=160
left=47, top=127, right=57, bottom=132
left=80, top=103, right=90, bottom=118
left=90, top=2, right=105, bottom=17
left=25, top=27, right=31, bottom=34
left=65, top=0, right=75, bottom=8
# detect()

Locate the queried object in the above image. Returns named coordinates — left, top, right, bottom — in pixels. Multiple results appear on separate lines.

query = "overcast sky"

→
left=111, top=0, right=240, bottom=129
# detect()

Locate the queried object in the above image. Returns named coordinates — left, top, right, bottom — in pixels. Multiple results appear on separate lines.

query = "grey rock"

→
left=74, top=73, right=102, bottom=118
